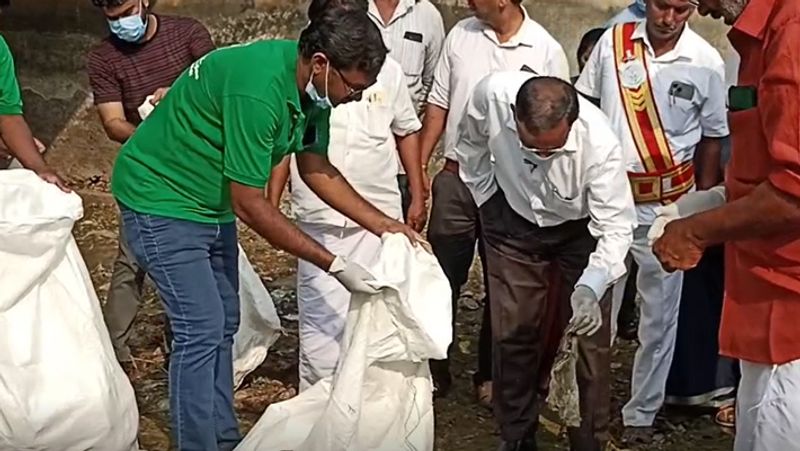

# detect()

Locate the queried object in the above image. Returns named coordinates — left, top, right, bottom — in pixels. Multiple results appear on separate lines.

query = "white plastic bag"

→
left=0, top=169, right=139, bottom=450
left=236, top=234, right=452, bottom=451
left=233, top=246, right=282, bottom=388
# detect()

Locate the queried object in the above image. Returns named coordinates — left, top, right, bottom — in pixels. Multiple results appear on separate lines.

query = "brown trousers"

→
left=480, top=191, right=611, bottom=450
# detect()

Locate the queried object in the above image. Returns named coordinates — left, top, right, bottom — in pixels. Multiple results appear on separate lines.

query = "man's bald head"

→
left=513, top=77, right=580, bottom=153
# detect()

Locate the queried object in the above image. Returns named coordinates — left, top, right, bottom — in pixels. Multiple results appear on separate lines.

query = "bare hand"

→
left=150, top=87, right=170, bottom=105
left=380, top=218, right=423, bottom=246
left=652, top=218, right=704, bottom=272
left=405, top=198, right=428, bottom=233
left=36, top=168, right=71, bottom=193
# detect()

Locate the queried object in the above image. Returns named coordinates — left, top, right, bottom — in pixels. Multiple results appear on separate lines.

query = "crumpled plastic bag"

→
left=546, top=334, right=581, bottom=428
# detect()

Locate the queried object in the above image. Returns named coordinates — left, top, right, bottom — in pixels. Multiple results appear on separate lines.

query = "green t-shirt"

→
left=0, top=36, right=23, bottom=116
left=111, top=40, right=330, bottom=224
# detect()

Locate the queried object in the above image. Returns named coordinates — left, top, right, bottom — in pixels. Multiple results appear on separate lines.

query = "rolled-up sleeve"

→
left=578, top=139, right=637, bottom=299
left=454, top=77, right=496, bottom=207
left=427, top=30, right=453, bottom=110
left=761, top=23, right=800, bottom=199
left=390, top=62, right=423, bottom=136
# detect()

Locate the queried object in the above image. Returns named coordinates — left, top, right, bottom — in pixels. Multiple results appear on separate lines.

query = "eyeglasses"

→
left=687, top=0, right=700, bottom=7
left=333, top=67, right=368, bottom=99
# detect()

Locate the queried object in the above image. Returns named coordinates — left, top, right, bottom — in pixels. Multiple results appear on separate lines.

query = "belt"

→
left=442, top=158, right=459, bottom=174
left=628, top=160, right=695, bottom=205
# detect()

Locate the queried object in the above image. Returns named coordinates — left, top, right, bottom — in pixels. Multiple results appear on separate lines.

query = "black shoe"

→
left=622, top=426, right=656, bottom=446
left=497, top=438, right=537, bottom=451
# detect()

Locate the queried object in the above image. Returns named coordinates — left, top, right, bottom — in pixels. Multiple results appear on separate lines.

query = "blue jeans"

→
left=120, top=207, right=241, bottom=451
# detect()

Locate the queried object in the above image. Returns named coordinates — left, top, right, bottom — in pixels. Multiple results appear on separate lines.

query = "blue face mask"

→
left=108, top=4, right=148, bottom=43
left=634, top=0, right=647, bottom=14
left=305, top=59, right=333, bottom=110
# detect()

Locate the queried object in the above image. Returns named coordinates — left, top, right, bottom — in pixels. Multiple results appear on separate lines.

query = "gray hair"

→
left=515, top=76, right=580, bottom=134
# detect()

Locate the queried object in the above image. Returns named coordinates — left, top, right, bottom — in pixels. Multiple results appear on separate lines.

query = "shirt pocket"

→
left=660, top=82, right=701, bottom=134
left=364, top=99, right=394, bottom=141
left=398, top=33, right=425, bottom=77
left=542, top=164, right=582, bottom=210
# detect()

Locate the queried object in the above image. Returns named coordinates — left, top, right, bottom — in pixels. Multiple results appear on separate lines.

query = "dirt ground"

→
left=31, top=4, right=735, bottom=450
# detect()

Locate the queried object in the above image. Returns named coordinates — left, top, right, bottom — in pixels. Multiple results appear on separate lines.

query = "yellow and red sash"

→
left=613, top=22, right=694, bottom=205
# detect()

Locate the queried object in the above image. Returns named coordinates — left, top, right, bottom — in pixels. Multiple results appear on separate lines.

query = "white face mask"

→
left=519, top=140, right=559, bottom=162
left=305, top=58, right=332, bottom=109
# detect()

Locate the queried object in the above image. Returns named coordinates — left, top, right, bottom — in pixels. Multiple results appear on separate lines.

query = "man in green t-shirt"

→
left=111, top=9, right=415, bottom=450
left=0, top=35, right=66, bottom=189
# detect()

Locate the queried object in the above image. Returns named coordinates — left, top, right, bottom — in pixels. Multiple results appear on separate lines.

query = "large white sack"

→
left=0, top=169, right=139, bottom=451
left=236, top=234, right=452, bottom=451
left=233, top=246, right=282, bottom=388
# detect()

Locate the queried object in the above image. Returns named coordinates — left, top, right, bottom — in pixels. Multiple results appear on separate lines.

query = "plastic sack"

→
left=0, top=169, right=139, bottom=450
left=233, top=245, right=282, bottom=388
left=546, top=334, right=581, bottom=428
left=236, top=234, right=452, bottom=451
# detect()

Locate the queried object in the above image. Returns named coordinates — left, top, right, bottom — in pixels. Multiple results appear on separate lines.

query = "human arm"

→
left=420, top=30, right=453, bottom=170
left=453, top=77, right=496, bottom=207
left=390, top=69, right=427, bottom=231
left=296, top=151, right=418, bottom=241
left=421, top=10, right=446, bottom=104
left=266, top=155, right=290, bottom=208
left=653, top=24, right=800, bottom=271
left=188, top=19, right=216, bottom=60
left=96, top=102, right=136, bottom=143
left=694, top=137, right=723, bottom=190
left=694, top=61, right=729, bottom=190
left=0, top=38, right=66, bottom=190
left=579, top=140, right=637, bottom=300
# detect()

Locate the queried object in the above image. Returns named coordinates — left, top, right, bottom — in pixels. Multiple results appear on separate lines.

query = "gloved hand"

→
left=647, top=185, right=727, bottom=246
left=328, top=256, right=380, bottom=295
left=568, top=285, right=602, bottom=336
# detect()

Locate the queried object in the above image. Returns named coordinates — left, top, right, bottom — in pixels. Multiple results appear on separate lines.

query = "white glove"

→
left=647, top=185, right=727, bottom=246
left=328, top=256, right=379, bottom=295
left=568, top=285, right=602, bottom=336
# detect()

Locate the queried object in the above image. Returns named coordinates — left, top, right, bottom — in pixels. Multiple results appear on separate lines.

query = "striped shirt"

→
left=367, top=0, right=445, bottom=113
left=87, top=15, right=214, bottom=124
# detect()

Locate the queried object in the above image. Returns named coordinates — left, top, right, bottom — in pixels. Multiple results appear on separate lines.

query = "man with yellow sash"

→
left=575, top=0, right=728, bottom=443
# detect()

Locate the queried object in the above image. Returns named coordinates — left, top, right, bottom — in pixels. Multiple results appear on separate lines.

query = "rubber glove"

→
left=647, top=185, right=727, bottom=246
left=328, top=256, right=380, bottom=295
left=568, top=285, right=602, bottom=336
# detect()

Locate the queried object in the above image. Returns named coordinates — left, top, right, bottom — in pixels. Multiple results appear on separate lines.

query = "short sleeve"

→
left=545, top=40, right=571, bottom=82
left=390, top=66, right=423, bottom=136
left=88, top=47, right=122, bottom=105
left=700, top=60, right=730, bottom=138
left=222, top=95, right=280, bottom=187
left=188, top=20, right=216, bottom=60
left=574, top=31, right=609, bottom=100
left=427, top=28, right=454, bottom=109
left=298, top=106, right=330, bottom=155
left=761, top=22, right=800, bottom=199
left=0, top=37, right=23, bottom=115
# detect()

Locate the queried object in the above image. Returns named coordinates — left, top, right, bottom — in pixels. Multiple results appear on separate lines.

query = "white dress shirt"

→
left=428, top=8, right=570, bottom=161
left=455, top=71, right=637, bottom=299
left=291, top=57, right=422, bottom=227
left=575, top=22, right=729, bottom=224
left=368, top=0, right=445, bottom=113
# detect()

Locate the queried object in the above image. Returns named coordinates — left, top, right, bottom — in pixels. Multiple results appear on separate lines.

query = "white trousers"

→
left=296, top=222, right=382, bottom=392
left=614, top=226, right=684, bottom=427
left=735, top=359, right=800, bottom=451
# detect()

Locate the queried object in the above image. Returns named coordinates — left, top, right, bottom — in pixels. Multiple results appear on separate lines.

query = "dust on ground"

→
left=72, top=172, right=733, bottom=451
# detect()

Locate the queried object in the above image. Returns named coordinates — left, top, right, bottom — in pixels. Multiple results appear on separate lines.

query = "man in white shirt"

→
left=457, top=72, right=636, bottom=451
left=419, top=0, right=569, bottom=400
left=269, top=55, right=426, bottom=389
left=575, top=0, right=728, bottom=441
left=367, top=0, right=444, bottom=221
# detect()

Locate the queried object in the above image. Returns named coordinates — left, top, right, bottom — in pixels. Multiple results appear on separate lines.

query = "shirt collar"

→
left=368, top=0, right=416, bottom=26
left=632, top=20, right=694, bottom=63
left=481, top=6, right=538, bottom=48
left=732, top=0, right=775, bottom=40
